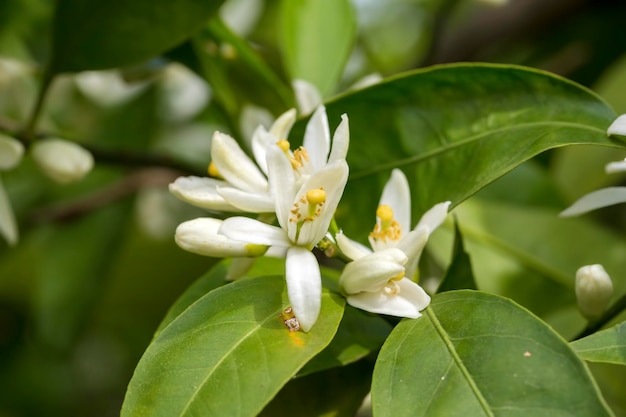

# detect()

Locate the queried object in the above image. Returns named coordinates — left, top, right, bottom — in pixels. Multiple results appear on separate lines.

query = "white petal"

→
left=0, top=134, right=24, bottom=171
left=219, top=216, right=291, bottom=247
left=607, top=114, right=626, bottom=136
left=293, top=79, right=322, bottom=116
left=346, top=278, right=430, bottom=318
left=269, top=108, right=297, bottom=140
left=292, top=160, right=348, bottom=246
left=175, top=218, right=268, bottom=257
left=336, top=231, right=371, bottom=260
left=251, top=126, right=273, bottom=176
left=327, top=114, right=350, bottom=164
left=0, top=177, right=18, bottom=245
left=379, top=169, right=411, bottom=235
left=211, top=131, right=267, bottom=192
left=605, top=158, right=626, bottom=174
left=286, top=247, right=321, bottom=332
left=217, top=186, right=275, bottom=213
left=303, top=106, right=330, bottom=172
left=416, top=201, right=451, bottom=233
left=169, top=176, right=240, bottom=211
left=339, top=248, right=408, bottom=294
left=397, top=227, right=429, bottom=280
left=560, top=187, right=626, bottom=217
left=267, top=144, right=298, bottom=230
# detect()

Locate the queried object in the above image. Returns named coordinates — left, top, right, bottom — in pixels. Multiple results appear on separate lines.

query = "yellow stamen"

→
left=369, top=204, right=402, bottom=243
left=390, top=271, right=405, bottom=282
left=208, top=161, right=221, bottom=178
left=276, top=139, right=290, bottom=152
left=306, top=188, right=326, bottom=205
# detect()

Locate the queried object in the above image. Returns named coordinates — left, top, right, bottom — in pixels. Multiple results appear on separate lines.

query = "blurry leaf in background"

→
left=34, top=198, right=132, bottom=351
left=372, top=290, right=613, bottom=417
left=122, top=275, right=345, bottom=417
left=280, top=0, right=356, bottom=97
left=260, top=360, right=373, bottom=417
left=49, top=0, right=227, bottom=73
left=428, top=198, right=626, bottom=340
left=437, top=217, right=477, bottom=293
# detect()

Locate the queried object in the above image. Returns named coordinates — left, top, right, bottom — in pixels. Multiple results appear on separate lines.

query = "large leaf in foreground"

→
left=121, top=275, right=344, bottom=417
left=50, top=0, right=225, bottom=72
left=301, top=64, right=620, bottom=239
left=572, top=321, right=626, bottom=365
left=372, top=290, right=612, bottom=417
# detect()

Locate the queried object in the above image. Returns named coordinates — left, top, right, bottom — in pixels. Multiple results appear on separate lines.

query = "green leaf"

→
left=437, top=216, right=477, bottom=292
left=372, top=290, right=613, bottom=417
left=49, top=0, right=226, bottom=73
left=121, top=275, right=345, bottom=417
left=280, top=0, right=356, bottom=96
left=572, top=321, right=626, bottom=365
left=308, top=64, right=619, bottom=236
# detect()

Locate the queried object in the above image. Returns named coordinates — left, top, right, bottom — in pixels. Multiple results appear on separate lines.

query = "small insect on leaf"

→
left=279, top=306, right=301, bottom=332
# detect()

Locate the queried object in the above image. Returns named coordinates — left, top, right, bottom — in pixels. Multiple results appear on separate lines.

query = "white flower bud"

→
left=0, top=134, right=24, bottom=171
left=607, top=114, right=626, bottom=137
left=31, top=139, right=94, bottom=184
left=576, top=264, right=613, bottom=320
left=175, top=217, right=269, bottom=258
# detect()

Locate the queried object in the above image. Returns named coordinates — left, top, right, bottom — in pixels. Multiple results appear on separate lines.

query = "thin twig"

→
left=573, top=292, right=626, bottom=341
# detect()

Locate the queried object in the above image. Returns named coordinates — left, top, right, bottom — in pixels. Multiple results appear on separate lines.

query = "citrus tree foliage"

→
left=1, top=1, right=626, bottom=416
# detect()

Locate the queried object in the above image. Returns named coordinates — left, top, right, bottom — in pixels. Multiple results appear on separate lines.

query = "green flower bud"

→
left=0, top=134, right=24, bottom=171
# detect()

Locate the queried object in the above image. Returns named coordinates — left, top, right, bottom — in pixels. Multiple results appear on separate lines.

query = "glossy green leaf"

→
left=155, top=257, right=285, bottom=336
left=572, top=321, right=626, bottom=365
left=49, top=0, right=225, bottom=73
left=280, top=0, right=356, bottom=96
left=437, top=217, right=477, bottom=292
left=307, top=64, right=620, bottom=239
left=121, top=275, right=345, bottom=417
left=372, top=290, right=613, bottom=417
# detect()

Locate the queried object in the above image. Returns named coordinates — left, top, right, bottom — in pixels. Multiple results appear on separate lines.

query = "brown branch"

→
left=27, top=167, right=180, bottom=224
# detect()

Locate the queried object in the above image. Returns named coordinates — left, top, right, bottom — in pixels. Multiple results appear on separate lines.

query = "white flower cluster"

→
left=170, top=106, right=450, bottom=332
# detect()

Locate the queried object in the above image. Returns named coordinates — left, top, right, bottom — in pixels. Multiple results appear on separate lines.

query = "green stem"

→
left=23, top=69, right=54, bottom=141
left=573, top=291, right=626, bottom=340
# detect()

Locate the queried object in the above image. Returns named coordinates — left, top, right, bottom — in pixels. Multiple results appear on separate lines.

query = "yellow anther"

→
left=306, top=188, right=326, bottom=205
left=208, top=161, right=221, bottom=178
left=276, top=139, right=291, bottom=152
left=390, top=271, right=405, bottom=282
left=376, top=205, right=395, bottom=223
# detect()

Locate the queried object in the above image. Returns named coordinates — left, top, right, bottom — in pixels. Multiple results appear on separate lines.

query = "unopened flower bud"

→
left=31, top=139, right=94, bottom=183
left=607, top=114, right=626, bottom=137
left=0, top=134, right=24, bottom=171
left=175, top=217, right=269, bottom=258
left=576, top=264, right=613, bottom=320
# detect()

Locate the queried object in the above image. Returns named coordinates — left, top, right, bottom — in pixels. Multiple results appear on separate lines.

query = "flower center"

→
left=383, top=271, right=405, bottom=295
left=369, top=204, right=402, bottom=243
left=276, top=140, right=311, bottom=172
left=208, top=161, right=222, bottom=178
left=289, top=187, right=326, bottom=224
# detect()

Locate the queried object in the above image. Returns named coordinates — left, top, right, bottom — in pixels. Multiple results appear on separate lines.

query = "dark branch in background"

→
left=0, top=117, right=205, bottom=177
left=573, top=292, right=626, bottom=341
left=26, top=167, right=180, bottom=225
